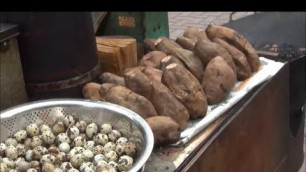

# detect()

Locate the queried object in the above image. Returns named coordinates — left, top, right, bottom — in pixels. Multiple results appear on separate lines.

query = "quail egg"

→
left=26, top=124, right=40, bottom=137
left=25, top=150, right=34, bottom=161
left=84, top=141, right=95, bottom=151
left=79, top=162, right=94, bottom=171
left=115, top=144, right=125, bottom=156
left=2, top=157, right=15, bottom=168
left=32, top=146, right=48, bottom=160
left=57, top=133, right=71, bottom=144
left=93, top=154, right=105, bottom=165
left=60, top=162, right=74, bottom=172
left=14, top=130, right=27, bottom=143
left=75, top=120, right=87, bottom=133
left=16, top=160, right=31, bottom=172
left=67, top=126, right=80, bottom=140
left=16, top=143, right=26, bottom=156
left=42, top=130, right=55, bottom=144
left=117, top=155, right=133, bottom=171
left=108, top=161, right=118, bottom=170
left=42, top=162, right=55, bottom=172
left=40, top=154, right=56, bottom=164
left=5, top=138, right=18, bottom=147
left=40, top=124, right=52, bottom=133
left=82, top=150, right=94, bottom=161
left=64, top=115, right=77, bottom=128
left=85, top=123, right=98, bottom=139
left=0, top=143, right=6, bottom=156
left=27, top=168, right=38, bottom=172
left=53, top=122, right=66, bottom=135
left=93, top=133, right=108, bottom=146
left=100, top=123, right=112, bottom=134
left=124, top=142, right=137, bottom=156
left=70, top=153, right=85, bottom=168
left=104, top=142, right=116, bottom=153
left=59, top=142, right=71, bottom=153
left=57, top=152, right=70, bottom=162
left=95, top=160, right=108, bottom=168
left=31, top=136, right=43, bottom=148
left=93, top=145, right=104, bottom=155
left=30, top=160, right=40, bottom=169
left=95, top=164, right=116, bottom=172
left=48, top=146, right=60, bottom=156
left=54, top=168, right=64, bottom=172
left=67, top=168, right=79, bottom=172
left=24, top=138, right=32, bottom=148
left=104, top=151, right=118, bottom=162
left=5, top=145, right=18, bottom=160
left=73, top=136, right=86, bottom=147
left=116, top=137, right=128, bottom=145
left=0, top=163, right=8, bottom=172
left=108, top=130, right=121, bottom=142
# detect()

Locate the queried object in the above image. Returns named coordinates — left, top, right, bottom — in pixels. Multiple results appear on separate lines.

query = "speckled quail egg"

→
left=95, top=164, right=116, bottom=172
left=105, top=151, right=118, bottom=162
left=0, top=143, right=6, bottom=156
left=93, top=145, right=104, bottom=155
left=32, top=146, right=48, bottom=160
left=115, top=137, right=128, bottom=145
left=14, top=157, right=25, bottom=165
left=84, top=141, right=95, bottom=151
left=14, top=130, right=28, bottom=143
left=5, top=138, right=18, bottom=147
left=40, top=154, right=56, bottom=164
left=108, top=161, right=118, bottom=170
left=48, top=146, right=60, bottom=156
left=70, top=153, right=85, bottom=168
left=73, top=136, right=86, bottom=147
left=95, top=160, right=108, bottom=168
left=64, top=115, right=77, bottom=128
left=82, top=167, right=95, bottom=172
left=93, top=154, right=105, bottom=165
left=60, top=162, right=74, bottom=172
left=104, top=142, right=116, bottom=153
left=42, top=130, right=55, bottom=144
left=16, top=143, right=26, bottom=156
left=86, top=123, right=98, bottom=139
left=57, top=133, right=71, bottom=144
left=0, top=156, right=2, bottom=162
left=30, top=160, right=40, bottom=169
left=42, top=162, right=55, bottom=172
left=31, top=136, right=43, bottom=148
left=40, top=124, right=52, bottom=133
left=100, top=124, right=112, bottom=134
left=79, top=133, right=88, bottom=140
left=16, top=160, right=31, bottom=172
left=93, top=133, right=108, bottom=146
left=2, top=157, right=15, bottom=168
left=25, top=150, right=34, bottom=161
left=54, top=168, right=64, bottom=172
left=75, top=120, right=87, bottom=133
left=24, top=138, right=32, bottom=148
left=57, top=152, right=70, bottom=162
left=108, top=130, right=121, bottom=142
left=5, top=145, right=18, bottom=160
left=67, top=126, right=80, bottom=140
left=124, top=142, right=137, bottom=156
left=80, top=162, right=94, bottom=171
left=67, top=168, right=79, bottom=172
left=82, top=150, right=94, bottom=161
left=26, top=124, right=40, bottom=137
left=69, top=147, right=85, bottom=159
left=9, top=169, right=19, bottom=172
left=59, top=142, right=71, bottom=153
left=117, top=155, right=133, bottom=171
left=115, top=144, right=125, bottom=156
left=27, top=168, right=38, bottom=172
left=53, top=122, right=66, bottom=135
left=0, top=163, right=8, bottom=172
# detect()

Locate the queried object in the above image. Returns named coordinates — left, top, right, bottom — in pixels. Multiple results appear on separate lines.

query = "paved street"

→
left=168, top=12, right=305, bottom=172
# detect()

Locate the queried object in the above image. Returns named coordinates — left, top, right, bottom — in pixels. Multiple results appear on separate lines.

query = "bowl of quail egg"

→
left=0, top=99, right=154, bottom=172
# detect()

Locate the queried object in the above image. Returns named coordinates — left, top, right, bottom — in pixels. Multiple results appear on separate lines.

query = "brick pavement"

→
left=168, top=12, right=305, bottom=172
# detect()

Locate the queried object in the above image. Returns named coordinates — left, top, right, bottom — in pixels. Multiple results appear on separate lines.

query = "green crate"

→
left=97, top=12, right=169, bottom=42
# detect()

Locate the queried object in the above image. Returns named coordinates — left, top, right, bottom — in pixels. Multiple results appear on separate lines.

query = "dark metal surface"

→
left=0, top=23, right=19, bottom=42
left=1, top=12, right=99, bottom=100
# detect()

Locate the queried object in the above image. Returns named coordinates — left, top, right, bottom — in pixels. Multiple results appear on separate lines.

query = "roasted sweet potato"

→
left=155, top=37, right=204, bottom=80
left=124, top=68, right=190, bottom=129
left=99, top=83, right=158, bottom=119
left=202, top=56, right=237, bottom=104
left=183, top=27, right=210, bottom=42
left=213, top=38, right=252, bottom=80
left=194, top=39, right=236, bottom=74
left=160, top=55, right=185, bottom=71
left=205, top=24, right=260, bottom=72
left=143, top=38, right=157, bottom=52
left=82, top=82, right=102, bottom=101
left=99, top=72, right=125, bottom=86
left=175, top=36, right=196, bottom=51
left=141, top=66, right=163, bottom=82
left=139, top=51, right=167, bottom=69
left=162, top=63, right=208, bottom=118
left=146, top=116, right=180, bottom=145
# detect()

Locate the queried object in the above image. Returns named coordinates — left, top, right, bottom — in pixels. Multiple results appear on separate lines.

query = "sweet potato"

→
left=99, top=72, right=125, bottom=86
left=162, top=63, right=208, bottom=118
left=139, top=51, right=167, bottom=69
left=175, top=36, right=196, bottom=51
left=202, top=56, right=237, bottom=104
left=155, top=37, right=204, bottom=80
left=143, top=38, right=157, bottom=52
left=124, top=68, right=190, bottom=129
left=213, top=38, right=252, bottom=80
left=146, top=116, right=180, bottom=145
left=183, top=27, right=210, bottom=42
left=141, top=66, right=163, bottom=82
left=160, top=55, right=185, bottom=71
left=82, top=82, right=102, bottom=101
left=194, top=39, right=236, bottom=74
left=99, top=83, right=157, bottom=119
left=205, top=24, right=260, bottom=72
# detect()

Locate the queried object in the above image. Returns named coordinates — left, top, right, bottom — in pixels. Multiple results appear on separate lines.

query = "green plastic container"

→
left=97, top=12, right=169, bottom=42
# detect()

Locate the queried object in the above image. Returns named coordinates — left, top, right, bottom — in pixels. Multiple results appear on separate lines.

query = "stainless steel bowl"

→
left=0, top=99, right=154, bottom=172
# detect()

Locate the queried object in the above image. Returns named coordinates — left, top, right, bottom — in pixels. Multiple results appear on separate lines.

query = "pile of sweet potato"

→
left=82, top=24, right=260, bottom=145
